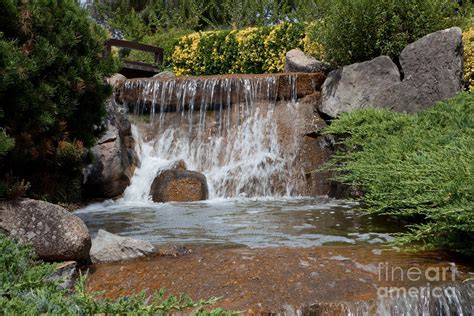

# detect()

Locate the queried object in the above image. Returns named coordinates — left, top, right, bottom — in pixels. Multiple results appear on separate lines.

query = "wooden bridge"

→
left=104, top=39, right=164, bottom=78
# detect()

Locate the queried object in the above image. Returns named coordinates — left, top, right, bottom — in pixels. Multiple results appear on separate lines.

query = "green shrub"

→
left=172, top=22, right=308, bottom=75
left=0, top=0, right=117, bottom=202
left=323, top=93, right=474, bottom=256
left=319, top=0, right=459, bottom=65
left=0, top=234, right=231, bottom=315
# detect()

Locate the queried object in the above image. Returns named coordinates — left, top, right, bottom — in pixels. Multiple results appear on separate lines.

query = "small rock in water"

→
left=157, top=244, right=191, bottom=257
left=90, top=229, right=155, bottom=264
left=150, top=169, right=209, bottom=203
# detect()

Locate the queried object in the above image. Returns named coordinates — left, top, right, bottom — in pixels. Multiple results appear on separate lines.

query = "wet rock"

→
left=0, top=199, right=91, bottom=261
left=169, top=159, right=187, bottom=171
left=48, top=261, right=77, bottom=290
left=83, top=99, right=139, bottom=199
left=372, top=27, right=463, bottom=112
left=108, top=73, right=127, bottom=87
left=90, top=229, right=155, bottom=264
left=320, top=56, right=401, bottom=118
left=274, top=92, right=335, bottom=196
left=285, top=49, right=330, bottom=74
left=157, top=244, right=191, bottom=257
left=150, top=169, right=209, bottom=203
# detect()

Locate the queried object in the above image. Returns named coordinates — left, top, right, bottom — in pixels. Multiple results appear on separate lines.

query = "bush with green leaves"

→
left=93, top=0, right=331, bottom=33
left=318, top=0, right=461, bottom=65
left=0, top=0, right=117, bottom=202
left=323, top=93, right=474, bottom=256
left=172, top=22, right=307, bottom=75
left=0, top=233, right=232, bottom=315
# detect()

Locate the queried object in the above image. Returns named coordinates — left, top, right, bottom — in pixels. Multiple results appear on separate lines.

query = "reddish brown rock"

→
left=150, top=170, right=209, bottom=203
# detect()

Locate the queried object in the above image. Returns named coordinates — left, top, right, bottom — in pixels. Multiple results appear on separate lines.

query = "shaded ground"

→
left=86, top=245, right=473, bottom=314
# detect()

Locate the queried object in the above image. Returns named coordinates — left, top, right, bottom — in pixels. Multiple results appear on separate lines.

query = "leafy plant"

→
left=322, top=93, right=474, bottom=256
left=172, top=22, right=309, bottom=75
left=464, top=28, right=474, bottom=92
left=319, top=0, right=460, bottom=65
left=0, top=0, right=117, bottom=202
left=0, top=233, right=233, bottom=315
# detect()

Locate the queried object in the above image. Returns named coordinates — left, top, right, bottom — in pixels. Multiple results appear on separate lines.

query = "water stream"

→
left=78, top=74, right=474, bottom=314
left=121, top=75, right=305, bottom=200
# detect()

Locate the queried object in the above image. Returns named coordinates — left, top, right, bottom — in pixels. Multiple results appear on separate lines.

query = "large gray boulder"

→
left=320, top=56, right=401, bottom=118
left=285, top=49, right=330, bottom=74
left=372, top=27, right=463, bottom=112
left=320, top=27, right=464, bottom=118
left=83, top=100, right=139, bottom=199
left=0, top=199, right=91, bottom=261
left=90, top=229, right=155, bottom=264
left=150, top=169, right=209, bottom=203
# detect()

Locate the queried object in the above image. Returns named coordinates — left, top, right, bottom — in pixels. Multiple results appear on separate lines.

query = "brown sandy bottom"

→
left=86, top=245, right=473, bottom=314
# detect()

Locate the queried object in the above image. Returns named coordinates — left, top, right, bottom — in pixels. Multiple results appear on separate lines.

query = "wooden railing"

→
left=104, top=39, right=164, bottom=75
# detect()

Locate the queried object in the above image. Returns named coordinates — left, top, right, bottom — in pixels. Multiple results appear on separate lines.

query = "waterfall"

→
left=120, top=74, right=307, bottom=202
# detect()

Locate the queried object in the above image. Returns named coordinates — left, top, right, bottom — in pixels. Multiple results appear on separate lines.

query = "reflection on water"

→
left=76, top=197, right=399, bottom=248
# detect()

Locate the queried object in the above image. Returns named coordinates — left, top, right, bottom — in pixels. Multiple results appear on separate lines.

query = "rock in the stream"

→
left=372, top=27, right=463, bottom=112
left=90, top=229, right=155, bottom=264
left=150, top=169, right=209, bottom=203
left=285, top=49, right=330, bottom=74
left=320, top=56, right=401, bottom=118
left=157, top=244, right=191, bottom=257
left=0, top=199, right=91, bottom=261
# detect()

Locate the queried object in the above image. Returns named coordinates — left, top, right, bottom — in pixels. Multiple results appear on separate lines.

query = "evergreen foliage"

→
left=0, top=233, right=231, bottom=315
left=318, top=0, right=463, bottom=65
left=0, top=0, right=117, bottom=202
left=323, top=93, right=474, bottom=256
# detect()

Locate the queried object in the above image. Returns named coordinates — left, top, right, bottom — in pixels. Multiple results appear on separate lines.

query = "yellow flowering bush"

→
left=172, top=32, right=202, bottom=75
left=263, top=23, right=305, bottom=73
left=172, top=22, right=320, bottom=75
left=231, top=27, right=270, bottom=74
left=463, top=28, right=474, bottom=92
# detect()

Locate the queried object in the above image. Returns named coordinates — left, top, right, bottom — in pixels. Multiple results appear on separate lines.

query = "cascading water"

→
left=121, top=75, right=306, bottom=202
left=79, top=73, right=473, bottom=315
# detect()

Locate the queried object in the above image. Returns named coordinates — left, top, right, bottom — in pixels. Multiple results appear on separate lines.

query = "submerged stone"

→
left=90, top=229, right=155, bottom=264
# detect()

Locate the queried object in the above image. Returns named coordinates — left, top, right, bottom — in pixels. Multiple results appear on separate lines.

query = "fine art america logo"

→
left=377, top=262, right=458, bottom=299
